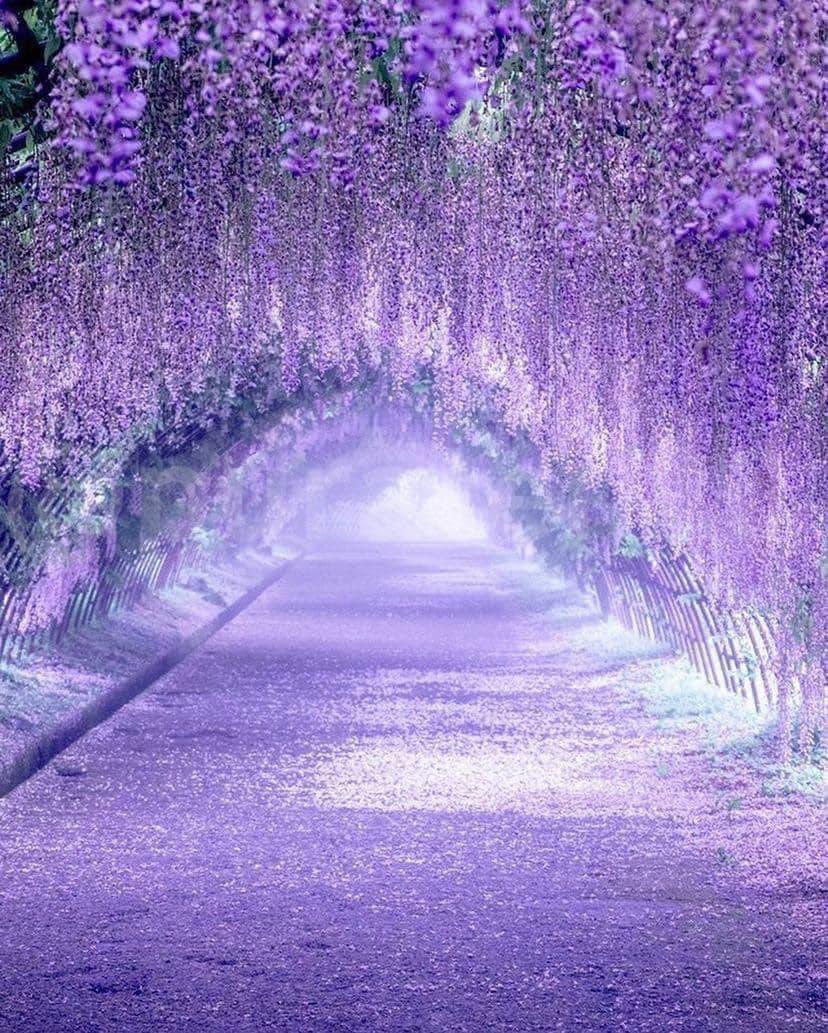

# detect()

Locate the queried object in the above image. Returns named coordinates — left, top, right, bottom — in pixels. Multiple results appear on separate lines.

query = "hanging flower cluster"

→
left=0, top=1, right=824, bottom=704
left=48, top=0, right=530, bottom=185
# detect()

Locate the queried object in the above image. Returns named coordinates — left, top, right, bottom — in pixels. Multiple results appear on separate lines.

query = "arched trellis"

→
left=0, top=388, right=807, bottom=721
left=0, top=415, right=270, bottom=662
left=0, top=379, right=396, bottom=662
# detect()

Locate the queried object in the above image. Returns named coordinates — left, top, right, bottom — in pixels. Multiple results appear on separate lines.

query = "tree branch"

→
left=0, top=0, right=45, bottom=83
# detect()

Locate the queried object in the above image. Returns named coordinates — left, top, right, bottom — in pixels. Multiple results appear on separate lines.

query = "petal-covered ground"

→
left=0, top=544, right=824, bottom=1032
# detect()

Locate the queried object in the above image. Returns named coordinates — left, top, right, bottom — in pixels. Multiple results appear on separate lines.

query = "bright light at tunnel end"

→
left=311, top=467, right=489, bottom=543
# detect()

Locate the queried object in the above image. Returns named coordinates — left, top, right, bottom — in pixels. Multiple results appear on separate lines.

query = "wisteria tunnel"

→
left=0, top=2, right=825, bottom=1031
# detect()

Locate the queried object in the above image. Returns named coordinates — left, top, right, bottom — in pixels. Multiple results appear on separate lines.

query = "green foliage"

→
left=618, top=533, right=647, bottom=559
left=454, top=427, right=617, bottom=587
left=790, top=590, right=813, bottom=646
left=0, top=1, right=58, bottom=226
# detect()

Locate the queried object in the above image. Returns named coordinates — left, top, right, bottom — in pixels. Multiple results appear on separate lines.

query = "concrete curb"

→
left=0, top=556, right=300, bottom=800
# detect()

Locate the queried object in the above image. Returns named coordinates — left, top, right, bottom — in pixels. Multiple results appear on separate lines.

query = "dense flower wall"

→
left=0, top=2, right=824, bottom=719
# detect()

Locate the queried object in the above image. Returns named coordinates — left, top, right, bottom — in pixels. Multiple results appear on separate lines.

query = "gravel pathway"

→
left=0, top=543, right=824, bottom=1032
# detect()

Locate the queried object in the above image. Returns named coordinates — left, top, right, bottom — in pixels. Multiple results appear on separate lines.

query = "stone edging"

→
left=0, top=556, right=300, bottom=800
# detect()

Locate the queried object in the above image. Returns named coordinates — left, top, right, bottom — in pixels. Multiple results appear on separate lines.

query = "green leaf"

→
left=618, top=532, right=647, bottom=559
left=44, top=32, right=62, bottom=64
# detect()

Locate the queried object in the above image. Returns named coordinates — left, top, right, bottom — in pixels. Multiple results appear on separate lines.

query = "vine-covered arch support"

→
left=0, top=379, right=819, bottom=736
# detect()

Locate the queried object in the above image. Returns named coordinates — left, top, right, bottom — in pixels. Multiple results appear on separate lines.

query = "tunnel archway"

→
left=0, top=375, right=816, bottom=733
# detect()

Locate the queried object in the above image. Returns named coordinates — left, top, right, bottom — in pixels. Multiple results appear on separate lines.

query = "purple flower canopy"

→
left=0, top=2, right=824, bottom=705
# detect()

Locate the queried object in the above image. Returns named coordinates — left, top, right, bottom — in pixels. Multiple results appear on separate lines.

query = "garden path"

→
left=0, top=544, right=824, bottom=1031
